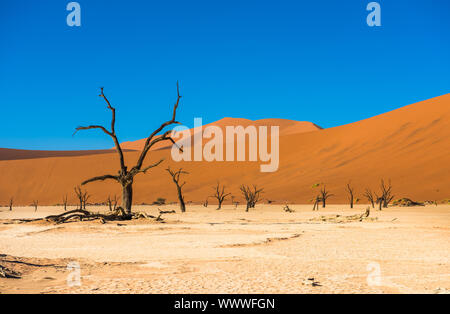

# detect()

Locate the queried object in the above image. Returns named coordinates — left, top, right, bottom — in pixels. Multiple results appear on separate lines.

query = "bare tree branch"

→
left=73, top=88, right=126, bottom=170
left=81, top=174, right=118, bottom=186
left=135, top=81, right=182, bottom=170
left=133, top=159, right=165, bottom=175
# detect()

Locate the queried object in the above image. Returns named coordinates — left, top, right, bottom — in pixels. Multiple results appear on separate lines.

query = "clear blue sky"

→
left=0, top=0, right=449, bottom=150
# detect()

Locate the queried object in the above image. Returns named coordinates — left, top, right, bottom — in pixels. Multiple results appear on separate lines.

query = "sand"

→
left=0, top=204, right=449, bottom=294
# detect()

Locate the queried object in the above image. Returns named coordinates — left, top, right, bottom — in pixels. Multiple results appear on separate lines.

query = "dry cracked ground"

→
left=0, top=204, right=449, bottom=294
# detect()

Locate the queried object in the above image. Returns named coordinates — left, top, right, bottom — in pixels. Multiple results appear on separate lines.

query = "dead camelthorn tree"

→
left=364, top=188, right=375, bottom=208
left=31, top=200, right=38, bottom=212
left=345, top=183, right=355, bottom=209
left=211, top=182, right=231, bottom=210
left=166, top=167, right=189, bottom=213
left=319, top=186, right=333, bottom=208
left=9, top=197, right=13, bottom=211
left=203, top=197, right=209, bottom=208
left=74, top=186, right=88, bottom=210
left=312, top=195, right=321, bottom=211
left=62, top=195, right=68, bottom=211
left=82, top=193, right=90, bottom=209
left=240, top=184, right=264, bottom=212
left=106, top=195, right=118, bottom=211
left=380, top=179, right=394, bottom=208
left=375, top=192, right=383, bottom=211
left=73, top=83, right=182, bottom=216
left=231, top=196, right=239, bottom=209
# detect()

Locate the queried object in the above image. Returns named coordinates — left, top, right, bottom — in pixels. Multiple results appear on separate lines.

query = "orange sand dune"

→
left=0, top=94, right=449, bottom=206
left=120, top=118, right=321, bottom=151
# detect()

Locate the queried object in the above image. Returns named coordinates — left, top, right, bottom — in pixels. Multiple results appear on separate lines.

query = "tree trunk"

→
left=122, top=184, right=133, bottom=215
left=350, top=196, right=353, bottom=208
left=177, top=186, right=185, bottom=213
left=322, top=199, right=326, bottom=208
left=217, top=201, right=222, bottom=210
left=378, top=200, right=383, bottom=211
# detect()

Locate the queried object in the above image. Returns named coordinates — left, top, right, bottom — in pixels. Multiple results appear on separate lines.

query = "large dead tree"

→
left=74, top=83, right=182, bottom=215
left=240, top=184, right=264, bottom=212
left=364, top=188, right=375, bottom=208
left=211, top=182, right=231, bottom=210
left=345, top=183, right=355, bottom=209
left=166, top=167, right=188, bottom=213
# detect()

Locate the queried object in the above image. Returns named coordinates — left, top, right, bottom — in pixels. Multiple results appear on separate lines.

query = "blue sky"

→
left=0, top=0, right=449, bottom=150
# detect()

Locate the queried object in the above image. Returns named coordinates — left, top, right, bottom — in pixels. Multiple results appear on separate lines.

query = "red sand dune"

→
left=0, top=94, right=449, bottom=206
left=120, top=118, right=321, bottom=151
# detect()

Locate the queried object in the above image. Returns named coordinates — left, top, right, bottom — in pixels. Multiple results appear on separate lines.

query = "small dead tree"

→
left=166, top=167, right=189, bottom=213
left=107, top=195, right=113, bottom=211
left=345, top=183, right=355, bottom=209
left=231, top=196, right=239, bottom=209
left=203, top=197, right=209, bottom=208
left=9, top=197, right=13, bottom=211
left=82, top=192, right=90, bottom=210
left=374, top=192, right=383, bottom=211
left=31, top=200, right=38, bottom=212
left=106, top=195, right=118, bottom=211
left=364, top=188, right=375, bottom=208
left=74, top=186, right=88, bottom=210
left=312, top=195, right=323, bottom=211
left=73, top=83, right=182, bottom=216
left=319, top=186, right=333, bottom=208
left=62, top=195, right=68, bottom=211
left=211, top=182, right=231, bottom=210
left=240, top=184, right=264, bottom=212
left=380, top=179, right=394, bottom=208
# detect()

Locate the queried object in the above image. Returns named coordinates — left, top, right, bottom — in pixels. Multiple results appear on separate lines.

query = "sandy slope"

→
left=0, top=205, right=449, bottom=294
left=0, top=94, right=449, bottom=205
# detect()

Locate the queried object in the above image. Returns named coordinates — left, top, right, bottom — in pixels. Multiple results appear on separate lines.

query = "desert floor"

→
left=0, top=204, right=449, bottom=294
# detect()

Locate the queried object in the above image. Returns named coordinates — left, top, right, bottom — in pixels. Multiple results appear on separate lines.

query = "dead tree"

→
left=82, top=193, right=90, bottom=209
left=9, top=197, right=13, bottom=211
left=312, top=195, right=321, bottom=211
left=107, top=195, right=113, bottom=211
left=319, top=186, right=333, bottom=208
left=73, top=83, right=182, bottom=216
left=32, top=200, right=38, bottom=212
left=230, top=196, right=239, bottom=209
left=380, top=179, right=394, bottom=208
left=240, top=184, right=264, bottom=212
left=203, top=197, right=209, bottom=208
left=166, top=167, right=188, bottom=213
left=345, top=183, right=355, bottom=209
left=211, top=182, right=231, bottom=210
left=62, top=195, right=68, bottom=211
left=364, top=188, right=375, bottom=208
left=375, top=192, right=383, bottom=211
left=107, top=195, right=118, bottom=211
left=74, top=186, right=88, bottom=210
